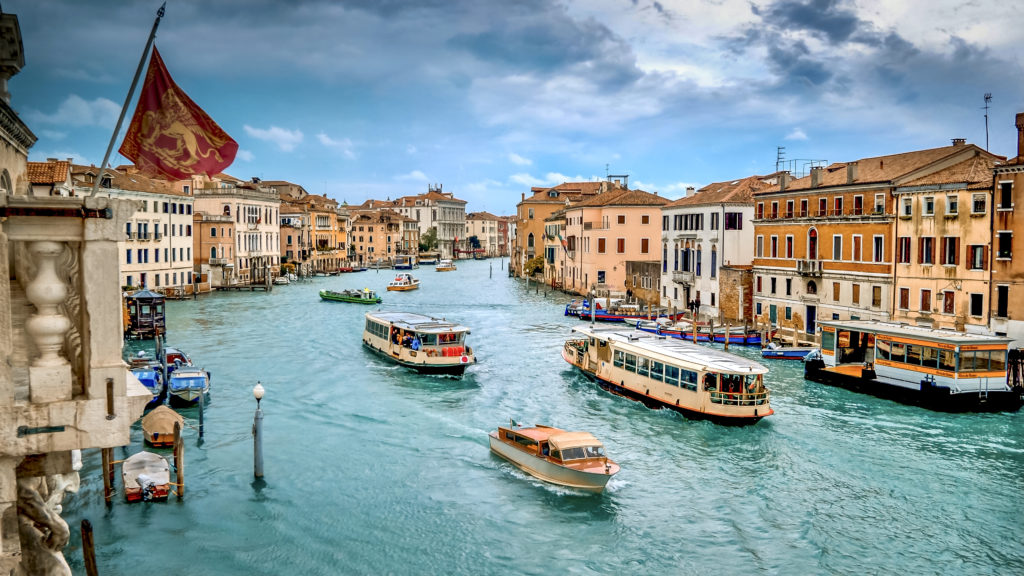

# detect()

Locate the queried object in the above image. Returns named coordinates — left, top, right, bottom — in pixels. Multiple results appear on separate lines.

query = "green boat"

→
left=319, top=288, right=382, bottom=304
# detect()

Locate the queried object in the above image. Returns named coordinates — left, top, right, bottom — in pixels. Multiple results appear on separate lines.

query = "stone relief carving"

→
left=14, top=471, right=79, bottom=576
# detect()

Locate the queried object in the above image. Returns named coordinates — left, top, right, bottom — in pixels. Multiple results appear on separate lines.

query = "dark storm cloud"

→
left=766, top=40, right=832, bottom=86
left=757, top=0, right=862, bottom=44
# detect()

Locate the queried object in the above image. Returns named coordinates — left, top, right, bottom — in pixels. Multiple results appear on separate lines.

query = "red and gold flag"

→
left=119, top=46, right=237, bottom=180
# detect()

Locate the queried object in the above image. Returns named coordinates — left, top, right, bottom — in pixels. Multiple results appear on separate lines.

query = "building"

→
left=26, top=158, right=73, bottom=197
left=543, top=209, right=568, bottom=287
left=348, top=209, right=413, bottom=265
left=497, top=215, right=512, bottom=257
left=991, top=113, right=1024, bottom=345
left=466, top=211, right=501, bottom=257
left=661, top=176, right=768, bottom=320
left=511, top=181, right=611, bottom=277
left=279, top=202, right=311, bottom=274
left=385, top=185, right=467, bottom=259
left=625, top=260, right=661, bottom=307
left=562, top=186, right=668, bottom=296
left=70, top=164, right=197, bottom=293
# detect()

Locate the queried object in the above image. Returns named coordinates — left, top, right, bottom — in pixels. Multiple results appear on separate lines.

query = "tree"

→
left=524, top=255, right=545, bottom=276
left=419, top=227, right=438, bottom=251
left=468, top=235, right=480, bottom=249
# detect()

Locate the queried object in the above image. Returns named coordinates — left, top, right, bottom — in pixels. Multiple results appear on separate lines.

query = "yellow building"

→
left=349, top=209, right=413, bottom=266
left=991, top=113, right=1024, bottom=345
left=511, top=181, right=610, bottom=277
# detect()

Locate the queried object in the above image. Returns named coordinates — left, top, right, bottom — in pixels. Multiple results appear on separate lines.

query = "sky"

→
left=9, top=0, right=1024, bottom=215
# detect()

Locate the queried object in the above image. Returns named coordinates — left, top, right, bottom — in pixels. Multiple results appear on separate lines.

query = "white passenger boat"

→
left=563, top=325, right=772, bottom=424
left=363, top=311, right=475, bottom=375
left=805, top=320, right=1023, bottom=412
left=489, top=423, right=619, bottom=493
left=435, top=259, right=456, bottom=272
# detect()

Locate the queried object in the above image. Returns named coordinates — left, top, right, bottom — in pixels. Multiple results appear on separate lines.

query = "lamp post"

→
left=252, top=382, right=265, bottom=478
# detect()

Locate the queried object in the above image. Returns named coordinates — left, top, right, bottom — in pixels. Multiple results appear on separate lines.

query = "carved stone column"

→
left=24, top=241, right=72, bottom=403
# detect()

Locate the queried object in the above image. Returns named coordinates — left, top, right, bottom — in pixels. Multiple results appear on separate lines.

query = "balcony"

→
left=672, top=270, right=694, bottom=285
left=139, top=232, right=151, bottom=241
left=796, top=259, right=823, bottom=276
left=209, top=257, right=229, bottom=265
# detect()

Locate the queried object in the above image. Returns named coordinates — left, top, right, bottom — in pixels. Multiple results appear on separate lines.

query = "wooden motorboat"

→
left=167, top=367, right=210, bottom=406
left=141, top=405, right=184, bottom=447
left=386, top=273, right=420, bottom=291
left=121, top=451, right=171, bottom=502
left=761, top=342, right=816, bottom=360
left=435, top=259, right=456, bottom=272
left=489, top=424, right=619, bottom=492
left=130, top=367, right=164, bottom=408
left=320, top=288, right=382, bottom=304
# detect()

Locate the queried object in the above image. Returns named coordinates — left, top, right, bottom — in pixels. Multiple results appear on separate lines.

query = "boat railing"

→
left=709, top=389, right=770, bottom=406
left=420, top=344, right=470, bottom=358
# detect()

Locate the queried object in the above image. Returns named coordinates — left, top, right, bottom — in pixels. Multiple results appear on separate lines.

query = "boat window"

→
left=650, top=361, right=664, bottom=381
left=584, top=446, right=605, bottom=458
left=904, top=345, right=922, bottom=366
left=939, top=350, right=956, bottom=372
left=613, top=350, right=624, bottom=368
left=889, top=342, right=906, bottom=362
left=681, top=369, right=698, bottom=391
left=921, top=346, right=939, bottom=369
left=664, top=365, right=679, bottom=386
left=876, top=339, right=891, bottom=360
left=550, top=450, right=562, bottom=461
left=637, top=357, right=649, bottom=377
left=990, top=351, right=1006, bottom=371
left=560, top=447, right=585, bottom=460
left=421, top=334, right=437, bottom=346
left=821, top=329, right=835, bottom=351
left=624, top=353, right=637, bottom=372
left=961, top=350, right=989, bottom=372
left=513, top=434, right=537, bottom=448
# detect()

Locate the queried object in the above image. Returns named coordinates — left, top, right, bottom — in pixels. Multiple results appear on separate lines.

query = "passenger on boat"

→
left=402, top=334, right=412, bottom=347
left=411, top=337, right=421, bottom=351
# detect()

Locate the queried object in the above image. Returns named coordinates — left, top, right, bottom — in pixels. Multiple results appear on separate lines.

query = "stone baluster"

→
left=24, top=240, right=72, bottom=403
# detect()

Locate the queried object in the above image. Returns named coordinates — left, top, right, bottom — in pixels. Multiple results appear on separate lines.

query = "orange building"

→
left=991, top=113, right=1024, bottom=345
left=349, top=209, right=414, bottom=266
left=511, top=181, right=611, bottom=277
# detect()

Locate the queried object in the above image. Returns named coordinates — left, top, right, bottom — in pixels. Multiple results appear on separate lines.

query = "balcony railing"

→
left=209, top=257, right=229, bottom=265
left=796, top=259, right=823, bottom=276
left=672, top=270, right=694, bottom=285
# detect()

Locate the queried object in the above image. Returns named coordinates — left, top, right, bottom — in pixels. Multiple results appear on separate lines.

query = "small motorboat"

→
left=141, top=405, right=184, bottom=447
left=435, top=259, right=456, bottom=272
left=489, top=423, right=619, bottom=493
left=320, top=288, right=382, bottom=304
left=387, top=273, right=420, bottom=291
left=167, top=367, right=210, bottom=407
left=761, top=342, right=817, bottom=360
left=121, top=451, right=171, bottom=502
left=273, top=276, right=290, bottom=285
left=130, top=367, right=164, bottom=408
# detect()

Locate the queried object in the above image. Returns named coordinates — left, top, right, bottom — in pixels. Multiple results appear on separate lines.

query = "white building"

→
left=466, top=211, right=500, bottom=256
left=388, top=185, right=467, bottom=259
left=660, top=177, right=768, bottom=319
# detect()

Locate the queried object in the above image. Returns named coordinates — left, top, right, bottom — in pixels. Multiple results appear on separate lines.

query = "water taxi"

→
left=805, top=320, right=1023, bottom=412
left=363, top=311, right=475, bottom=375
left=320, top=288, right=382, bottom=304
left=386, top=273, right=420, bottom=291
left=563, top=325, right=772, bottom=424
left=167, top=367, right=211, bottom=407
left=435, top=259, right=456, bottom=272
left=489, top=424, right=619, bottom=493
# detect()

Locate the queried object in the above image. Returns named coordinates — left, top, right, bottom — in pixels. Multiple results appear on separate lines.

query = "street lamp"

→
left=252, top=382, right=265, bottom=477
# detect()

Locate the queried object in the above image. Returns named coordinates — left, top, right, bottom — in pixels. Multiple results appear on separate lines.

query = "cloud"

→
left=38, top=129, right=67, bottom=141
left=396, top=170, right=429, bottom=182
left=406, top=145, right=418, bottom=154
left=243, top=125, right=304, bottom=152
left=29, top=150, right=89, bottom=165
left=509, top=172, right=587, bottom=187
left=236, top=149, right=255, bottom=162
left=317, top=132, right=356, bottom=159
left=785, top=127, right=809, bottom=141
left=508, top=152, right=532, bottom=166
left=24, top=94, right=119, bottom=127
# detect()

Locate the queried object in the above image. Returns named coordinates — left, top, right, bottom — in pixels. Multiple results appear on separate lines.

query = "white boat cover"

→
left=549, top=432, right=602, bottom=451
left=121, top=451, right=170, bottom=489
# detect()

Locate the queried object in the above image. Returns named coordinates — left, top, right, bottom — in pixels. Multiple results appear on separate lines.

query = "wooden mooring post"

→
left=101, top=448, right=113, bottom=504
left=724, top=323, right=730, bottom=350
left=173, top=421, right=185, bottom=500
left=81, top=519, right=98, bottom=576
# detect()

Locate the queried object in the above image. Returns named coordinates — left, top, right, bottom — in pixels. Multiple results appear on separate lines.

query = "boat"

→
left=338, top=266, right=354, bottom=273
left=394, top=255, right=418, bottom=270
left=566, top=298, right=686, bottom=324
left=386, top=273, right=421, bottom=291
left=563, top=325, right=772, bottom=424
left=435, top=259, right=456, bottom=272
left=362, top=311, right=476, bottom=375
left=804, top=320, right=1024, bottom=412
left=634, top=319, right=768, bottom=346
left=761, top=342, right=816, bottom=360
left=121, top=451, right=171, bottom=502
left=419, top=253, right=439, bottom=265
left=489, top=423, right=619, bottom=493
left=319, top=288, right=382, bottom=304
left=130, top=367, right=164, bottom=408
left=167, top=367, right=211, bottom=406
left=273, top=276, right=290, bottom=285
left=141, top=405, right=184, bottom=447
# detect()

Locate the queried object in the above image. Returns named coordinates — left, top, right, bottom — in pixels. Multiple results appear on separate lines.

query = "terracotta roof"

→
left=467, top=211, right=499, bottom=220
left=70, top=164, right=179, bottom=195
left=898, top=153, right=999, bottom=188
left=570, top=187, right=668, bottom=209
left=280, top=203, right=305, bottom=214
left=521, top=181, right=612, bottom=205
left=663, top=175, right=769, bottom=208
left=26, top=160, right=70, bottom=184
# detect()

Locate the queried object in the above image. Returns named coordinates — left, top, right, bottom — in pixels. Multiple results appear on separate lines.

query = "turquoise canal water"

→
left=64, top=259, right=1023, bottom=575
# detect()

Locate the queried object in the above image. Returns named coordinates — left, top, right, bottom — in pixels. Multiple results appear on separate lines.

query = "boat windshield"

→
left=171, top=377, right=206, bottom=390
left=558, top=446, right=605, bottom=460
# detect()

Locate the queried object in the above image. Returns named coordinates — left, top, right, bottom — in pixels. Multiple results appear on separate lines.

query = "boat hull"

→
left=168, top=388, right=209, bottom=406
left=761, top=348, right=815, bottom=360
left=386, top=284, right=419, bottom=291
left=363, top=341, right=470, bottom=375
left=320, top=290, right=381, bottom=304
left=488, top=434, right=613, bottom=492
left=804, top=359, right=1024, bottom=412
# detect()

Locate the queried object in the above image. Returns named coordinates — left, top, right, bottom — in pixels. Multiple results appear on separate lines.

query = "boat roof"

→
left=170, top=367, right=207, bottom=378
left=366, top=311, right=469, bottom=333
left=819, top=320, right=1014, bottom=345
left=571, top=325, right=768, bottom=375
left=549, top=431, right=603, bottom=450
left=141, top=405, right=183, bottom=432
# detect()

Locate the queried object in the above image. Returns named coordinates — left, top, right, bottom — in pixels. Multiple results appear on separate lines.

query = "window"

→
left=902, top=197, right=912, bottom=217
left=970, top=293, right=983, bottom=317
left=832, top=235, right=842, bottom=261
left=972, top=193, right=986, bottom=214
left=710, top=213, right=719, bottom=229
left=771, top=236, right=778, bottom=258
left=756, top=276, right=762, bottom=293
left=597, top=238, right=606, bottom=253
left=770, top=277, right=777, bottom=294
left=711, top=249, right=717, bottom=278
left=997, top=232, right=1012, bottom=259
left=617, top=215, right=625, bottom=224
left=210, top=228, right=217, bottom=237
left=923, top=196, right=934, bottom=215
left=852, top=235, right=862, bottom=261
left=528, top=208, right=534, bottom=219
left=833, top=196, right=843, bottom=215
left=771, top=202, right=779, bottom=218
left=696, top=247, right=702, bottom=276
left=756, top=203, right=764, bottom=219
left=996, top=285, right=1009, bottom=318
left=946, top=195, right=958, bottom=216
left=899, top=287, right=910, bottom=310
left=872, top=286, right=882, bottom=308
left=756, top=302, right=762, bottom=315
left=724, top=212, right=742, bottom=229
left=641, top=238, right=649, bottom=254
left=897, top=237, right=911, bottom=264
left=800, top=199, right=808, bottom=217
left=126, top=249, right=132, bottom=264
left=833, top=282, right=841, bottom=302
left=818, top=198, right=827, bottom=216
left=641, top=215, right=650, bottom=225
left=941, top=237, right=958, bottom=265
left=874, top=194, right=885, bottom=214
left=616, top=238, right=625, bottom=253
left=919, top=237, right=934, bottom=264
left=662, top=215, right=669, bottom=230
left=786, top=200, right=794, bottom=218
left=967, top=245, right=986, bottom=270
left=853, top=195, right=863, bottom=215
left=999, top=182, right=1013, bottom=209
left=756, top=236, right=764, bottom=257
left=163, top=202, right=169, bottom=213
left=852, top=284, right=860, bottom=305
left=873, top=236, right=884, bottom=263
left=786, top=235, right=793, bottom=259
left=785, top=306, right=792, bottom=320
left=921, top=289, right=931, bottom=312
left=786, top=278, right=792, bottom=296
left=942, top=291, right=954, bottom=314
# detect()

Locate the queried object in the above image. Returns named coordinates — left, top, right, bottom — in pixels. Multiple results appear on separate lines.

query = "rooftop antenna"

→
left=605, top=163, right=609, bottom=179
left=775, top=146, right=786, bottom=173
left=983, top=93, right=992, bottom=151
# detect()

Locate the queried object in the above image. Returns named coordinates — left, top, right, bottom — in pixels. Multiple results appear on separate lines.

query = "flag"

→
left=557, top=232, right=568, bottom=253
left=119, top=46, right=238, bottom=180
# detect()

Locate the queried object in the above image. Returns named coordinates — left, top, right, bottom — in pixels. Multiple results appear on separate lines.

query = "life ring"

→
left=461, top=356, right=468, bottom=363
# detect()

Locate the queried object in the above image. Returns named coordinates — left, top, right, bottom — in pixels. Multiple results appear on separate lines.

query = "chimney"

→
left=810, top=166, right=823, bottom=188
left=521, top=192, right=525, bottom=202
left=1016, top=112, right=1024, bottom=161
left=951, top=138, right=966, bottom=146
left=779, top=171, right=791, bottom=192
left=846, top=161, right=858, bottom=184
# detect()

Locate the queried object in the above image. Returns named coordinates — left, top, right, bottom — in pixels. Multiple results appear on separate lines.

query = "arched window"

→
left=527, top=232, right=535, bottom=249
left=807, top=280, right=817, bottom=295
left=210, top=247, right=217, bottom=259
left=808, top=228, right=818, bottom=260
left=1, top=169, right=11, bottom=194
left=223, top=205, right=231, bottom=216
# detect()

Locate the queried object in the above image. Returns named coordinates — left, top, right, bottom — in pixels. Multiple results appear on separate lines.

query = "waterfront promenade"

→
left=64, top=260, right=1024, bottom=575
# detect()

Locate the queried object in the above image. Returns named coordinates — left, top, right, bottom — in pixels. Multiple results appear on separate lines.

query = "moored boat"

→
left=761, top=342, right=816, bottom=360
left=394, top=255, right=418, bottom=270
left=566, top=298, right=685, bottom=323
left=635, top=319, right=767, bottom=346
left=121, top=451, right=171, bottom=502
left=563, top=325, right=772, bottom=424
left=273, top=276, right=290, bottom=285
left=805, top=320, right=1023, bottom=412
left=435, top=259, right=456, bottom=272
left=387, top=273, right=420, bottom=291
left=489, top=424, right=619, bottom=493
left=362, top=311, right=475, bottom=375
left=130, top=367, right=164, bottom=408
left=167, top=367, right=211, bottom=406
left=320, top=288, right=382, bottom=304
left=141, top=405, right=184, bottom=447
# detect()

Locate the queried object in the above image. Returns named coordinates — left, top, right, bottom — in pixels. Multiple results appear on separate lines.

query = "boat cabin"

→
left=496, top=427, right=606, bottom=464
left=125, top=289, right=166, bottom=339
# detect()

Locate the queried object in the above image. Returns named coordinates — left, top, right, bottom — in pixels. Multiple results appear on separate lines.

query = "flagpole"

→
left=90, top=2, right=166, bottom=196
